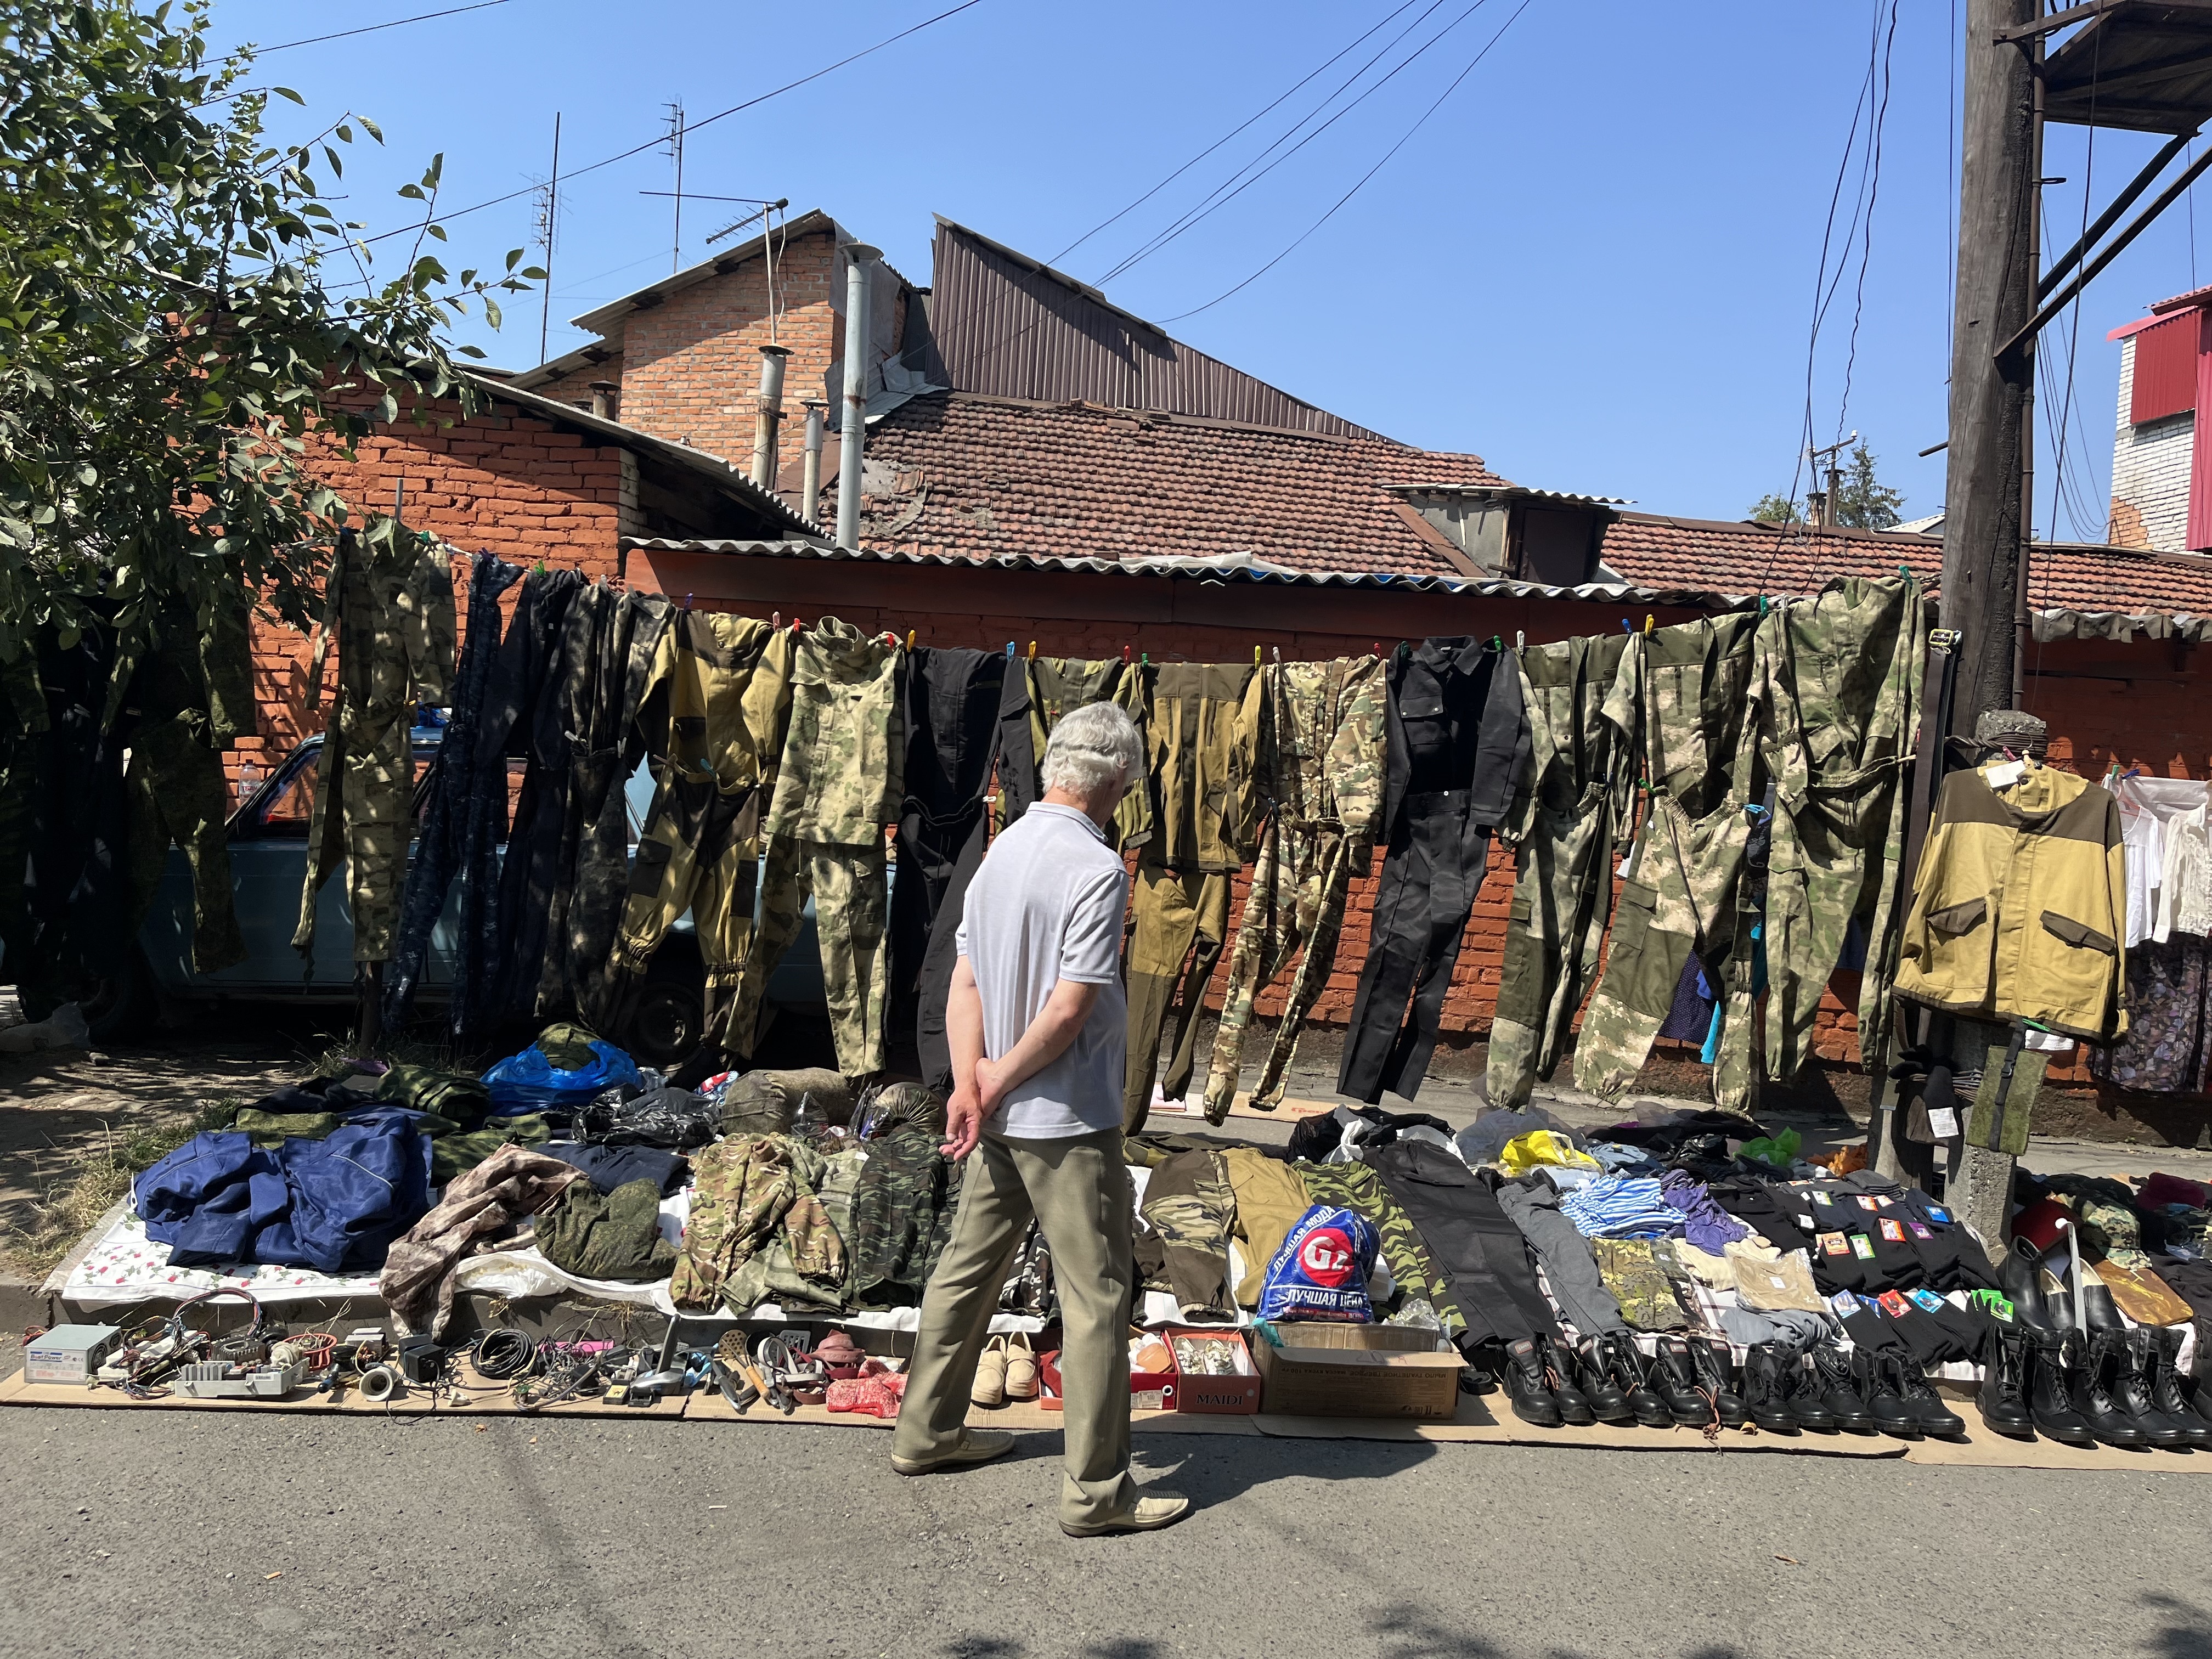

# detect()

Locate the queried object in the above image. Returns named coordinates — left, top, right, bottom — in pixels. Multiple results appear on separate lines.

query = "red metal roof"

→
left=856, top=392, right=1501, bottom=574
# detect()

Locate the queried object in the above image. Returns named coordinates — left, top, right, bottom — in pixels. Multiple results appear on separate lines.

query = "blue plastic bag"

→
left=1257, top=1204, right=1379, bottom=1323
left=482, top=1039, right=642, bottom=1114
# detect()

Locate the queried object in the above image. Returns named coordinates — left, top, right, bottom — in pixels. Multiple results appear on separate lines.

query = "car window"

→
left=234, top=739, right=442, bottom=839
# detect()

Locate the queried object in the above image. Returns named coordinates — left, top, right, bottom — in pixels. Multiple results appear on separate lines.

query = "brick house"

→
left=280, top=208, right=2212, bottom=1131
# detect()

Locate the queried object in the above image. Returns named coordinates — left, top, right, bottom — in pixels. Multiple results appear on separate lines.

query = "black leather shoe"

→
left=1541, top=1335, right=1595, bottom=1426
left=1604, top=1334, right=1673, bottom=1429
left=1502, top=1338, right=1562, bottom=1428
left=1893, top=1356, right=1966, bottom=1438
left=2151, top=1326, right=2212, bottom=1449
left=1809, top=1342, right=1874, bottom=1433
left=1857, top=1346, right=1917, bottom=1437
left=1741, top=1345, right=1798, bottom=1434
left=2072, top=1333, right=2146, bottom=1448
left=1573, top=1336, right=1634, bottom=1425
left=1778, top=1347, right=1836, bottom=1431
left=1977, top=1323, right=2036, bottom=1440
left=2082, top=1279, right=2127, bottom=1336
left=2111, top=1329, right=2188, bottom=1448
left=1654, top=1336, right=1717, bottom=1427
left=2028, top=1333, right=2096, bottom=1445
left=1690, top=1336, right=1748, bottom=1430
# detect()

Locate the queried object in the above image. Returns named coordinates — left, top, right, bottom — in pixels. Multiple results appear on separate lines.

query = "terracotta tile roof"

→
left=855, top=392, right=1503, bottom=575
left=1598, top=513, right=1943, bottom=597
left=1598, top=510, right=2212, bottom=623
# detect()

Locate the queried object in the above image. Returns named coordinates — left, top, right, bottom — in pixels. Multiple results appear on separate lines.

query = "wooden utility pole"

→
left=1934, top=0, right=2040, bottom=1246
left=1942, top=0, right=2038, bottom=732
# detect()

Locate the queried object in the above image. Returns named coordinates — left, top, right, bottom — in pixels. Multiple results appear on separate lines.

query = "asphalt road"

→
left=2, top=1408, right=2207, bottom=1659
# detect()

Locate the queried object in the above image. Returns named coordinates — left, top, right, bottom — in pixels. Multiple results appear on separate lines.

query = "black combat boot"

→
left=1689, top=1336, right=1748, bottom=1430
left=2109, top=1328, right=2187, bottom=1449
left=2150, top=1325, right=2212, bottom=1449
left=1652, top=1336, right=1716, bottom=1427
left=1741, top=1344, right=1798, bottom=1434
left=1602, top=1333, right=1673, bottom=1429
left=1976, top=1322, right=2035, bottom=1440
left=1777, top=1346, right=1836, bottom=1431
left=1892, top=1355, right=1966, bottom=1438
left=2027, top=1333, right=2095, bottom=1446
left=1573, top=1336, right=1634, bottom=1425
left=1500, top=1337, right=1562, bottom=1429
left=1857, top=1345, right=1917, bottom=1437
left=1541, top=1335, right=1595, bottom=1427
left=2070, top=1331, right=2145, bottom=1448
left=1809, top=1341, right=1874, bottom=1433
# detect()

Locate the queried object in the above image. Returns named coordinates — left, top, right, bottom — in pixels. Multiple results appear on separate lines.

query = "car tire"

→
left=80, top=948, right=157, bottom=1046
left=623, top=961, right=707, bottom=1071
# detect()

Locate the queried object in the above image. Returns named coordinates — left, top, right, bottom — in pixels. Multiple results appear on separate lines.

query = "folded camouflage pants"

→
left=125, top=717, right=246, bottom=974
left=607, top=775, right=761, bottom=1038
left=1137, top=1147, right=1235, bottom=1319
left=1122, top=864, right=1231, bottom=1132
left=727, top=837, right=890, bottom=1075
left=1486, top=634, right=1631, bottom=1108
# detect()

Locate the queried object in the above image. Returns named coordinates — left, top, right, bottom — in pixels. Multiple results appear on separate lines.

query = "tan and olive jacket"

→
left=1894, top=763, right=2128, bottom=1040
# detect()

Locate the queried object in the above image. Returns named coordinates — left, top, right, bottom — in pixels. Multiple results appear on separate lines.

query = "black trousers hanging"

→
left=1338, top=790, right=1492, bottom=1103
left=1363, top=1141, right=1557, bottom=1356
left=890, top=647, right=1005, bottom=1088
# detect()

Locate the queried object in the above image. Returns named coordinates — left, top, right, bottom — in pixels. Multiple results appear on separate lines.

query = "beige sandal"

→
left=971, top=1335, right=1008, bottom=1407
left=1004, top=1333, right=1040, bottom=1401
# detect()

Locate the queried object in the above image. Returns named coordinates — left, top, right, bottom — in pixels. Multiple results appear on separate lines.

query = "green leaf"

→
left=274, top=86, right=303, bottom=103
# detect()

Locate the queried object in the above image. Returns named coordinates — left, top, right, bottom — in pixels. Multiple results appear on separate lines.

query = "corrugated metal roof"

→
left=1385, top=484, right=1634, bottom=506
left=622, top=537, right=2212, bottom=645
left=621, top=535, right=1760, bottom=608
left=928, top=219, right=1388, bottom=441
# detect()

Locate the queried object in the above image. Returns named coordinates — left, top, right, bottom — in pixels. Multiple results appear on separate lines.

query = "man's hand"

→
left=940, top=1082, right=984, bottom=1160
left=973, top=1055, right=1008, bottom=1116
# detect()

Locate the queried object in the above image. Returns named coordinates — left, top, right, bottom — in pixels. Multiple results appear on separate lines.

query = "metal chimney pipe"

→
left=800, top=399, right=826, bottom=524
left=834, top=245, right=879, bottom=551
left=749, top=343, right=790, bottom=490
left=588, top=379, right=617, bottom=421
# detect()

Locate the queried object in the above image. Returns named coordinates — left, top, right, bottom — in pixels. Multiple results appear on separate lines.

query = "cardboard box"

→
left=1159, top=1328, right=1263, bottom=1415
left=1249, top=1321, right=1463, bottom=1420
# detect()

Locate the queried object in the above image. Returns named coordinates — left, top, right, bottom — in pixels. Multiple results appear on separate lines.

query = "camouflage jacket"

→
left=761, top=616, right=903, bottom=843
left=846, top=1085, right=961, bottom=1305
left=1141, top=662, right=1264, bottom=872
left=1265, top=657, right=1387, bottom=860
left=307, top=528, right=456, bottom=719
left=670, top=1132, right=844, bottom=1311
left=637, top=610, right=796, bottom=798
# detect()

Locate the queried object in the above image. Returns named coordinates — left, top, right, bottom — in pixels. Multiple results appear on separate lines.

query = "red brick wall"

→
left=534, top=351, right=624, bottom=413
left=230, top=400, right=628, bottom=794
left=609, top=230, right=842, bottom=467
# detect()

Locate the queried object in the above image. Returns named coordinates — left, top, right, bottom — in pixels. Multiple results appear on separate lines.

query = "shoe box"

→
left=1248, top=1321, right=1464, bottom=1420
left=1159, top=1328, right=1264, bottom=1415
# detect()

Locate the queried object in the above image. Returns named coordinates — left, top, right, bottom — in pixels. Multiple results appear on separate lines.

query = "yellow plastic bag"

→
left=1498, top=1130, right=1599, bottom=1175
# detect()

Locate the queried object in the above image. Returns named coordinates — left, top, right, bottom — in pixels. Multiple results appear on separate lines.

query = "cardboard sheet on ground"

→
left=683, top=1388, right=1255, bottom=1435
left=1148, top=1092, right=1335, bottom=1122
left=0, top=1365, right=686, bottom=1419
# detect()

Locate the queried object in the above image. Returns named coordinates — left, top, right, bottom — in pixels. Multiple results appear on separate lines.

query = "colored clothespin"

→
left=1141, top=652, right=1149, bottom=665
left=1899, top=564, right=1912, bottom=581
left=1005, top=640, right=1016, bottom=658
left=1271, top=645, right=1280, bottom=664
left=1758, top=595, right=1768, bottom=617
left=1254, top=645, right=1262, bottom=666
left=1621, top=618, right=1633, bottom=633
left=1489, top=635, right=1502, bottom=652
left=1371, top=641, right=1383, bottom=658
left=1644, top=614, right=1654, bottom=635
left=1122, top=645, right=1132, bottom=665
left=906, top=629, right=916, bottom=650
left=772, top=612, right=781, bottom=629
left=1028, top=640, right=1037, bottom=659
left=1515, top=630, right=1525, bottom=651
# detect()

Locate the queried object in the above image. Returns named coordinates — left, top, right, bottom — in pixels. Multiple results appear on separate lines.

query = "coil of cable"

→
left=472, top=1327, right=539, bottom=1380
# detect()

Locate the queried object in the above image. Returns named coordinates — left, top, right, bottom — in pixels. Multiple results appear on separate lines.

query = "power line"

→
left=1096, top=0, right=1481, bottom=287
left=255, top=0, right=513, bottom=54
left=358, top=0, right=986, bottom=247
left=1160, top=0, right=1536, bottom=324
left=1047, top=0, right=1428, bottom=267
left=1830, top=0, right=1900, bottom=450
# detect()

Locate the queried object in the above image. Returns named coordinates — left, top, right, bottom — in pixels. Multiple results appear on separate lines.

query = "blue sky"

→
left=206, top=0, right=2212, bottom=539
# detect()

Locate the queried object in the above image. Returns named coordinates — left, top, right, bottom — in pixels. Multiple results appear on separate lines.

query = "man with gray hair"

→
left=889, top=699, right=1188, bottom=1537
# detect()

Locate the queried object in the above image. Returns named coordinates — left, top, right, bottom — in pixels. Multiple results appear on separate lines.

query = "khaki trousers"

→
left=892, top=1127, right=1137, bottom=1527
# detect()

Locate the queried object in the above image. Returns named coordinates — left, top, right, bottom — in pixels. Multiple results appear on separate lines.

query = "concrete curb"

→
left=0, top=1274, right=48, bottom=1333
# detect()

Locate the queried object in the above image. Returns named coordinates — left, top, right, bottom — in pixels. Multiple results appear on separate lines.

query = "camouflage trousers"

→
left=1572, top=790, right=1756, bottom=1102
left=1486, top=786, right=1617, bottom=1109
left=125, top=716, right=245, bottom=973
left=1137, top=1147, right=1235, bottom=1319
left=1200, top=818, right=1356, bottom=1123
left=601, top=773, right=761, bottom=1039
left=1294, top=1160, right=1468, bottom=1344
left=727, top=836, right=889, bottom=1076
left=1123, top=864, right=1232, bottom=1132
left=295, top=695, right=411, bottom=963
